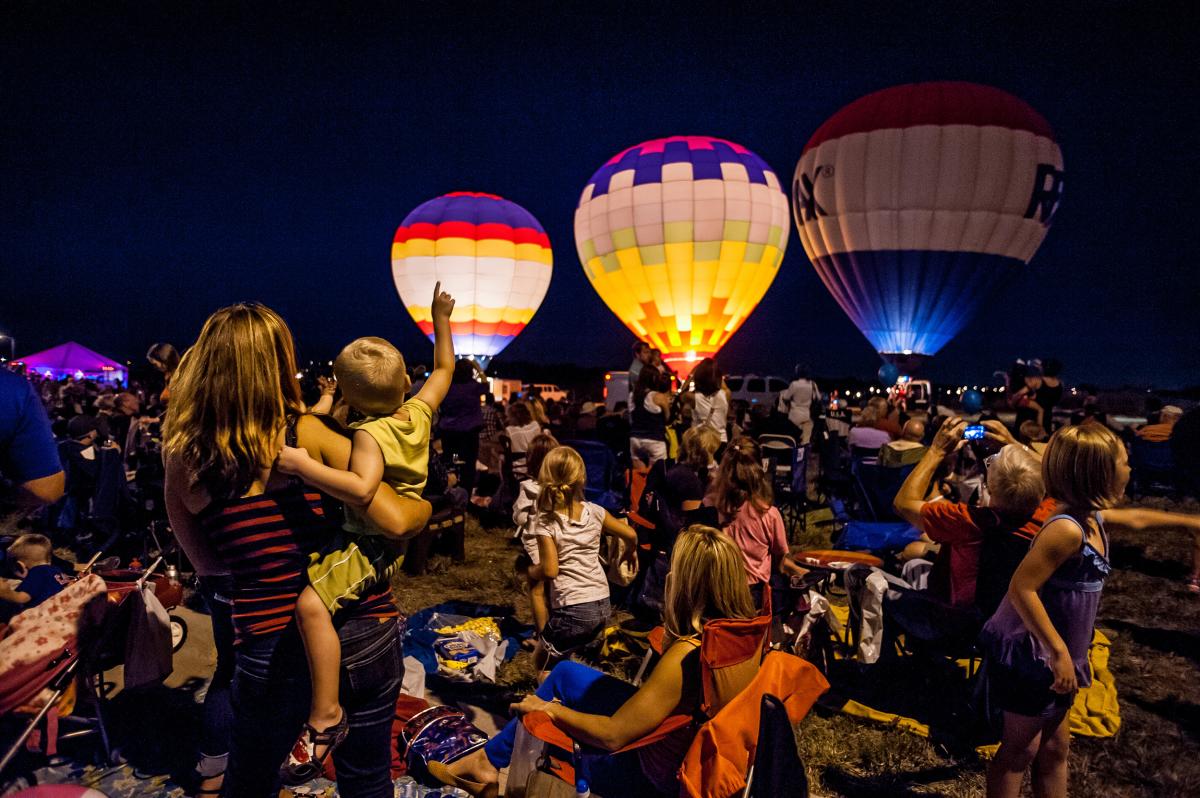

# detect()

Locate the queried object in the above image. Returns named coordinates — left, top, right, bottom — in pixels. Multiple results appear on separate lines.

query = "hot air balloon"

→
left=391, top=192, right=553, bottom=367
left=793, top=82, right=1064, bottom=370
left=575, top=136, right=790, bottom=378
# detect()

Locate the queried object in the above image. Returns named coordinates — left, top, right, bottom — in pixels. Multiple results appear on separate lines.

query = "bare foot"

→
left=446, top=747, right=499, bottom=786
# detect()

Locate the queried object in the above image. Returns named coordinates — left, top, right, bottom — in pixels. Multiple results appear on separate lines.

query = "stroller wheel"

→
left=170, top=614, right=188, bottom=652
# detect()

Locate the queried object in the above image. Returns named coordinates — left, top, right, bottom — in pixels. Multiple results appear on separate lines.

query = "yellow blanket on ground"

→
left=829, top=622, right=1120, bottom=749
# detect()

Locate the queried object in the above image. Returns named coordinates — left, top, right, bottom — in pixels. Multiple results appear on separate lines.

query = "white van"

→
left=725, top=374, right=789, bottom=406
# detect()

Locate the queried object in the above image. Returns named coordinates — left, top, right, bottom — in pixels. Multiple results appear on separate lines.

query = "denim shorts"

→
left=542, top=598, right=610, bottom=657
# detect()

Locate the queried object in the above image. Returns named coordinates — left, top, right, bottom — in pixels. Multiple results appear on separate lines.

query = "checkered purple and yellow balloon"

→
left=574, top=136, right=789, bottom=377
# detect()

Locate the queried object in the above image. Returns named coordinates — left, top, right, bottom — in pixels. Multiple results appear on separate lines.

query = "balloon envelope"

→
left=794, top=82, right=1063, bottom=358
left=391, top=192, right=553, bottom=361
left=575, top=136, right=790, bottom=377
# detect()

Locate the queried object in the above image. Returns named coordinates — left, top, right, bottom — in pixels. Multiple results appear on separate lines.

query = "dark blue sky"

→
left=3, top=2, right=1198, bottom=387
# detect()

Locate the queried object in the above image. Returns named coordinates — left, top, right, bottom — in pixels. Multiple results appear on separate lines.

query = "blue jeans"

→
left=485, top=661, right=654, bottom=795
left=197, top=575, right=235, bottom=777
left=542, top=598, right=610, bottom=657
left=225, top=616, right=403, bottom=798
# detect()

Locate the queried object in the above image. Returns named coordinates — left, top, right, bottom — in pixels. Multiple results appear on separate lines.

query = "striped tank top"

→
left=200, top=484, right=396, bottom=644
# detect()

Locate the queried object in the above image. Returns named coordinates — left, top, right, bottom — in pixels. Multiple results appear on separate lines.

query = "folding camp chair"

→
left=759, top=435, right=809, bottom=541
left=743, top=694, right=808, bottom=798
left=564, top=439, right=624, bottom=513
left=515, top=610, right=774, bottom=794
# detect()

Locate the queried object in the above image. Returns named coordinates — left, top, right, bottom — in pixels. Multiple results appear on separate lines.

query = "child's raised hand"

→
left=431, top=281, right=456, bottom=322
left=276, top=444, right=312, bottom=476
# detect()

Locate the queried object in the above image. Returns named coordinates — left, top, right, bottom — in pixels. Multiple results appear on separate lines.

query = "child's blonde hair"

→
left=333, top=336, right=409, bottom=417
left=1042, top=423, right=1124, bottom=514
left=8, top=533, right=53, bottom=566
left=535, top=446, right=586, bottom=519
left=680, top=426, right=721, bottom=472
left=664, top=525, right=756, bottom=646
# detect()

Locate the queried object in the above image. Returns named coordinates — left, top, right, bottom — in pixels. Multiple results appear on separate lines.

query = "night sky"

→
left=3, top=2, right=1198, bottom=387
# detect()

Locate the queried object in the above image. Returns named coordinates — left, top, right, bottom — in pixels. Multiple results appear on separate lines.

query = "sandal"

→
left=428, top=760, right=499, bottom=798
left=279, top=711, right=349, bottom=786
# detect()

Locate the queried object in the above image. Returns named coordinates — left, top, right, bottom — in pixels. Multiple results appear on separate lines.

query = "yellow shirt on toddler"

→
left=343, top=396, right=432, bottom=535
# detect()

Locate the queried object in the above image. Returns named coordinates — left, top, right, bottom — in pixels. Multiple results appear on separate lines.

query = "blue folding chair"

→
left=564, top=439, right=624, bottom=513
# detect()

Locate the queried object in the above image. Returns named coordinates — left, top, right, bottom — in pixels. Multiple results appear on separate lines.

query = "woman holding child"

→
left=165, top=288, right=451, bottom=796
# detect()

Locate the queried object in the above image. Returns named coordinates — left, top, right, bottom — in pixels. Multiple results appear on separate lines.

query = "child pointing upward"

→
left=275, top=283, right=455, bottom=783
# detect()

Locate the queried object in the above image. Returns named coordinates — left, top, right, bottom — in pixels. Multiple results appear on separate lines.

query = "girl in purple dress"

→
left=981, top=423, right=1129, bottom=798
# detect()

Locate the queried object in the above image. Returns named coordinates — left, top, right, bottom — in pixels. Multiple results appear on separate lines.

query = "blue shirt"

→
left=17, top=564, right=69, bottom=609
left=0, top=370, right=62, bottom=484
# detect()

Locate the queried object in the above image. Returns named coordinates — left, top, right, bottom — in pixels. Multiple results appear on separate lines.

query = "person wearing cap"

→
left=58, top=415, right=106, bottom=516
left=1137, top=405, right=1184, bottom=442
left=574, top=401, right=600, bottom=437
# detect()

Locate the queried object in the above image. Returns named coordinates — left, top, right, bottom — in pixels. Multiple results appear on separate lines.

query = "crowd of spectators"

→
left=4, top=333, right=1200, bottom=798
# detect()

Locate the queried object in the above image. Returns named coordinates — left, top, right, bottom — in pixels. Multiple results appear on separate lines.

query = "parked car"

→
left=725, top=374, right=789, bottom=406
left=523, top=383, right=568, bottom=402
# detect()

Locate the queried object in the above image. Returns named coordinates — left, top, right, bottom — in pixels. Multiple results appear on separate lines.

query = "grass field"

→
left=394, top=496, right=1200, bottom=798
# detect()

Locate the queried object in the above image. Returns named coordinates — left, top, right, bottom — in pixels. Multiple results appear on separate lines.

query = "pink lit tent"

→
left=18, top=342, right=127, bottom=384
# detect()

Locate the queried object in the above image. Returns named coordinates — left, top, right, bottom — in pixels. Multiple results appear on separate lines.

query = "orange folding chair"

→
left=515, top=610, right=774, bottom=792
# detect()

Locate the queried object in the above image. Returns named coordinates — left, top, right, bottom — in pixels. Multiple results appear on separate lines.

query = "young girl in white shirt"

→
left=524, top=445, right=638, bottom=673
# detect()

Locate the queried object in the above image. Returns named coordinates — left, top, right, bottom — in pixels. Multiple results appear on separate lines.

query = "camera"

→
left=962, top=424, right=986, bottom=441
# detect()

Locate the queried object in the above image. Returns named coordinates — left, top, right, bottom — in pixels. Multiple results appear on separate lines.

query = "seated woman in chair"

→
left=432, top=525, right=756, bottom=798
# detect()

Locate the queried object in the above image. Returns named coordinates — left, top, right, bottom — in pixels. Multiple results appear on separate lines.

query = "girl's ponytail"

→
left=534, top=446, right=587, bottom=520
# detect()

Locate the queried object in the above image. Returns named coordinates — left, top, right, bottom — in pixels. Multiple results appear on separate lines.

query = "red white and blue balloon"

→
left=793, top=82, right=1064, bottom=358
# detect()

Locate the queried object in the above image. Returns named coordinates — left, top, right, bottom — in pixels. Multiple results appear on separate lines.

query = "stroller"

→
left=0, top=555, right=181, bottom=781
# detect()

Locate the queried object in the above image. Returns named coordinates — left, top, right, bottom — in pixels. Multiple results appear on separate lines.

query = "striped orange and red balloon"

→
left=391, top=192, right=553, bottom=363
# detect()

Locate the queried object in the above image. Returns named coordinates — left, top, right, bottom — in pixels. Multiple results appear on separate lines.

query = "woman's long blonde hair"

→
left=163, top=303, right=304, bottom=500
left=664, top=525, right=756, bottom=646
left=1041, top=423, right=1124, bottom=515
left=534, top=446, right=586, bottom=520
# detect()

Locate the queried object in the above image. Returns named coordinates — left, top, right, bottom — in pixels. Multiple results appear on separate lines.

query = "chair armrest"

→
left=522, top=710, right=694, bottom=755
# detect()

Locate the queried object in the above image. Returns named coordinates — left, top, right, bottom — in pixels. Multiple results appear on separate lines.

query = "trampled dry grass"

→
left=395, top=497, right=1200, bottom=797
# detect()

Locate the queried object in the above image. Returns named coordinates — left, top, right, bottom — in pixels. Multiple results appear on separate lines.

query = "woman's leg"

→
left=196, top=576, right=235, bottom=793
left=1031, top=710, right=1071, bottom=798
left=330, top=618, right=404, bottom=798
left=483, top=661, right=639, bottom=770
left=224, top=631, right=309, bottom=797
left=986, top=710, right=1045, bottom=798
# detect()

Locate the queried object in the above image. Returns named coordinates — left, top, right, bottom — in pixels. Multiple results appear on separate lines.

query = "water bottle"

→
left=576, top=779, right=590, bottom=798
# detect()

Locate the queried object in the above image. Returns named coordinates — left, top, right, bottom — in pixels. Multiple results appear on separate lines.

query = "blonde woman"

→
left=981, top=424, right=1126, bottom=798
left=433, top=525, right=756, bottom=798
left=163, top=303, right=431, bottom=798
